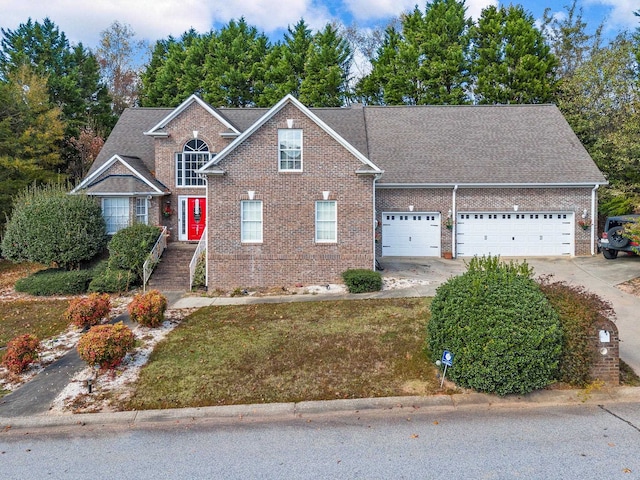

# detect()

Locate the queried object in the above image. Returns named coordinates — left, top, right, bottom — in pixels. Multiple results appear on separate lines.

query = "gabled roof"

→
left=199, top=94, right=382, bottom=174
left=144, top=94, right=241, bottom=137
left=71, top=154, right=168, bottom=195
left=365, top=104, right=606, bottom=186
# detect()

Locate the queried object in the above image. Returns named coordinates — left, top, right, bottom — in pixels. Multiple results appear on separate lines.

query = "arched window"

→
left=176, top=139, right=210, bottom=186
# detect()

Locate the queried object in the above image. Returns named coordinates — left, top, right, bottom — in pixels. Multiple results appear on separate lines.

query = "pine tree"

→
left=471, top=5, right=557, bottom=104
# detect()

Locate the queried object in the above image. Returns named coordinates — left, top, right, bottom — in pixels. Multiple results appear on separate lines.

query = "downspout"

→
left=452, top=185, right=458, bottom=258
left=591, top=184, right=599, bottom=256
left=373, top=173, right=382, bottom=270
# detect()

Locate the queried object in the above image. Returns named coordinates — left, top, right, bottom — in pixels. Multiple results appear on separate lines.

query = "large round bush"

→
left=1, top=183, right=106, bottom=270
left=427, top=256, right=562, bottom=396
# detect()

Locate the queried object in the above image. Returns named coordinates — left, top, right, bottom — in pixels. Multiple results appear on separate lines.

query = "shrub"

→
left=14, top=268, right=93, bottom=295
left=1, top=182, right=106, bottom=270
left=342, top=269, right=382, bottom=293
left=107, top=224, right=162, bottom=281
left=77, top=323, right=135, bottom=369
left=128, top=290, right=167, bottom=327
left=88, top=267, right=136, bottom=293
left=2, top=334, right=40, bottom=374
left=428, top=256, right=562, bottom=396
left=191, top=252, right=206, bottom=290
left=64, top=293, right=111, bottom=329
left=539, top=279, right=615, bottom=386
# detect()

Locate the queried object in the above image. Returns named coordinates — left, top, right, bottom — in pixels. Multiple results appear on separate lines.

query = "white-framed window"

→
left=241, top=200, right=263, bottom=243
left=102, top=198, right=129, bottom=234
left=135, top=197, right=148, bottom=225
left=316, top=201, right=337, bottom=243
left=176, top=139, right=210, bottom=187
left=278, top=129, right=302, bottom=171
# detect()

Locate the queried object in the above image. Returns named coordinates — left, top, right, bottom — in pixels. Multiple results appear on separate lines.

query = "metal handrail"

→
left=189, top=229, right=207, bottom=290
left=143, top=226, right=168, bottom=292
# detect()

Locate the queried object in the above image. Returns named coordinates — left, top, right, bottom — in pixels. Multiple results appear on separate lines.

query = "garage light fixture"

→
left=582, top=209, right=588, bottom=219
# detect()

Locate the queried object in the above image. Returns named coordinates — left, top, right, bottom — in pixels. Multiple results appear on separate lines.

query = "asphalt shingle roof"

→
left=87, top=101, right=605, bottom=188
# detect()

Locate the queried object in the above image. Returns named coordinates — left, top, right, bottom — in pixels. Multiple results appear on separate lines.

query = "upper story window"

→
left=177, top=139, right=210, bottom=187
left=278, top=129, right=302, bottom=171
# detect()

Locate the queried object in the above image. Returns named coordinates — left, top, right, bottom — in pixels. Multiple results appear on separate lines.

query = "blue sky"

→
left=0, top=0, right=635, bottom=50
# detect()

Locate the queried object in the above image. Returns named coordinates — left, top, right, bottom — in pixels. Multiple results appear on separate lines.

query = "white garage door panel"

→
left=456, top=212, right=573, bottom=257
left=382, top=212, right=441, bottom=257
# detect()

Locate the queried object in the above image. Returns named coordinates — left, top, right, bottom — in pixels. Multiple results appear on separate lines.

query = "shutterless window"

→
left=135, top=197, right=148, bottom=225
left=177, top=139, right=209, bottom=187
left=278, top=129, right=302, bottom=171
left=102, top=198, right=129, bottom=234
left=241, top=200, right=263, bottom=243
left=316, top=201, right=336, bottom=243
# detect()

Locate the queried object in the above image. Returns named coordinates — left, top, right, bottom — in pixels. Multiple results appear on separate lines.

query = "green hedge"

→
left=342, top=269, right=382, bottom=293
left=428, top=256, right=562, bottom=396
left=14, top=268, right=93, bottom=296
left=88, top=267, right=136, bottom=294
left=107, top=224, right=162, bottom=281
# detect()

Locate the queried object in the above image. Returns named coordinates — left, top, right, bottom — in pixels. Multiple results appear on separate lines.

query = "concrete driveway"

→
left=378, top=254, right=640, bottom=376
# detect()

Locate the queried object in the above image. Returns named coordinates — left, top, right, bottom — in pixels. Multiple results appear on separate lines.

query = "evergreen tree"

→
left=259, top=19, right=313, bottom=106
left=201, top=18, right=269, bottom=107
left=299, top=24, right=352, bottom=107
left=471, top=5, right=557, bottom=104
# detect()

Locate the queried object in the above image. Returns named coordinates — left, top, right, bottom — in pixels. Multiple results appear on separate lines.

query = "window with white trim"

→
left=135, top=197, right=148, bottom=225
left=176, top=139, right=210, bottom=187
left=241, top=200, right=263, bottom=243
left=102, top=198, right=129, bottom=234
left=315, top=201, right=336, bottom=243
left=278, top=129, right=302, bottom=171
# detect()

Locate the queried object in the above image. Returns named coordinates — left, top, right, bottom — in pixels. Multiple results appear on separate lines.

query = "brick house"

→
left=73, top=94, right=606, bottom=289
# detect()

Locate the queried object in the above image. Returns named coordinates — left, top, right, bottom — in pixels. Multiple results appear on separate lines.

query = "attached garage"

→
left=456, top=212, right=574, bottom=257
left=381, top=212, right=441, bottom=256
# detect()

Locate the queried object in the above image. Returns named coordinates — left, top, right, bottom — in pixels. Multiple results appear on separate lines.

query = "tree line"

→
left=1, top=0, right=639, bottom=233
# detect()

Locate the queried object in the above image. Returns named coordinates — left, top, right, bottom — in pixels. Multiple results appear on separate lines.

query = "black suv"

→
left=598, top=214, right=640, bottom=259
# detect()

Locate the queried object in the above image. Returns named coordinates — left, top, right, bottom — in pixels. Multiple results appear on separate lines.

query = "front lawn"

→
left=0, top=260, right=69, bottom=346
left=125, top=298, right=438, bottom=410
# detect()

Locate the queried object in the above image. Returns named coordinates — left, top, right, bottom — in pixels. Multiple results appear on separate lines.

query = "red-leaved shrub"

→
left=128, top=290, right=167, bottom=327
left=77, top=323, right=135, bottom=369
left=2, top=334, right=40, bottom=374
left=65, top=293, right=111, bottom=328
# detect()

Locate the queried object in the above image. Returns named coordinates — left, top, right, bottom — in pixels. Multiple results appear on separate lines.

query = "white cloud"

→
left=343, top=0, right=496, bottom=21
left=585, top=0, right=638, bottom=32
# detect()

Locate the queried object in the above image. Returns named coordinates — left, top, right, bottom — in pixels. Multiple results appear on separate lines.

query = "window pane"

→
left=135, top=197, right=148, bottom=225
left=242, top=201, right=263, bottom=242
left=316, top=201, right=336, bottom=242
left=103, top=198, right=129, bottom=234
left=278, top=129, right=302, bottom=170
left=178, top=141, right=209, bottom=186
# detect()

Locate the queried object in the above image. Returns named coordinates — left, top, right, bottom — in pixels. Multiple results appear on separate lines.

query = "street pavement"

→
left=1, top=255, right=639, bottom=429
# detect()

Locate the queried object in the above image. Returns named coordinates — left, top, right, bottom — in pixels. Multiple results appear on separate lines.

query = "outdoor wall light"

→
left=447, top=209, right=452, bottom=218
left=582, top=209, right=588, bottom=219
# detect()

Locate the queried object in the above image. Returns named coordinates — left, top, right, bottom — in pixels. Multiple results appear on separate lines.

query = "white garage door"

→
left=456, top=212, right=574, bottom=257
left=382, top=212, right=441, bottom=256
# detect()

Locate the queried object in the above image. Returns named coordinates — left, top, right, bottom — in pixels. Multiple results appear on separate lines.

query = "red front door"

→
left=187, top=197, right=206, bottom=241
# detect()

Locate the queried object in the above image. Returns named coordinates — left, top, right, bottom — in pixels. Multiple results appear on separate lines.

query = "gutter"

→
left=373, top=173, right=382, bottom=271
left=376, top=182, right=608, bottom=189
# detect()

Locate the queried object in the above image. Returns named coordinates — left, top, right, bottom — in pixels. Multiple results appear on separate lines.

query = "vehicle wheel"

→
left=602, top=249, right=618, bottom=259
left=607, top=227, right=629, bottom=248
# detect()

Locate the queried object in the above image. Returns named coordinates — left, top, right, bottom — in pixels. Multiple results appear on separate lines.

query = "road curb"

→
left=2, top=387, right=638, bottom=431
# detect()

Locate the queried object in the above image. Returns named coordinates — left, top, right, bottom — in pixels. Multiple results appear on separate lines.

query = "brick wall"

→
left=376, top=186, right=596, bottom=257
left=154, top=102, right=234, bottom=239
left=206, top=103, right=375, bottom=288
left=589, top=318, right=619, bottom=385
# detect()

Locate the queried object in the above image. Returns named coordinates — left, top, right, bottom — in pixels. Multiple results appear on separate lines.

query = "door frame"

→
left=178, top=195, right=207, bottom=241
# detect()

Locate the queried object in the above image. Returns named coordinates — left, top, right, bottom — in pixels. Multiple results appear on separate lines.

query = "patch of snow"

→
left=382, top=277, right=430, bottom=290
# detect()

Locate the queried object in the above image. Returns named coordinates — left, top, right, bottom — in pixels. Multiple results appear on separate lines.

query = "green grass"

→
left=125, top=298, right=439, bottom=410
